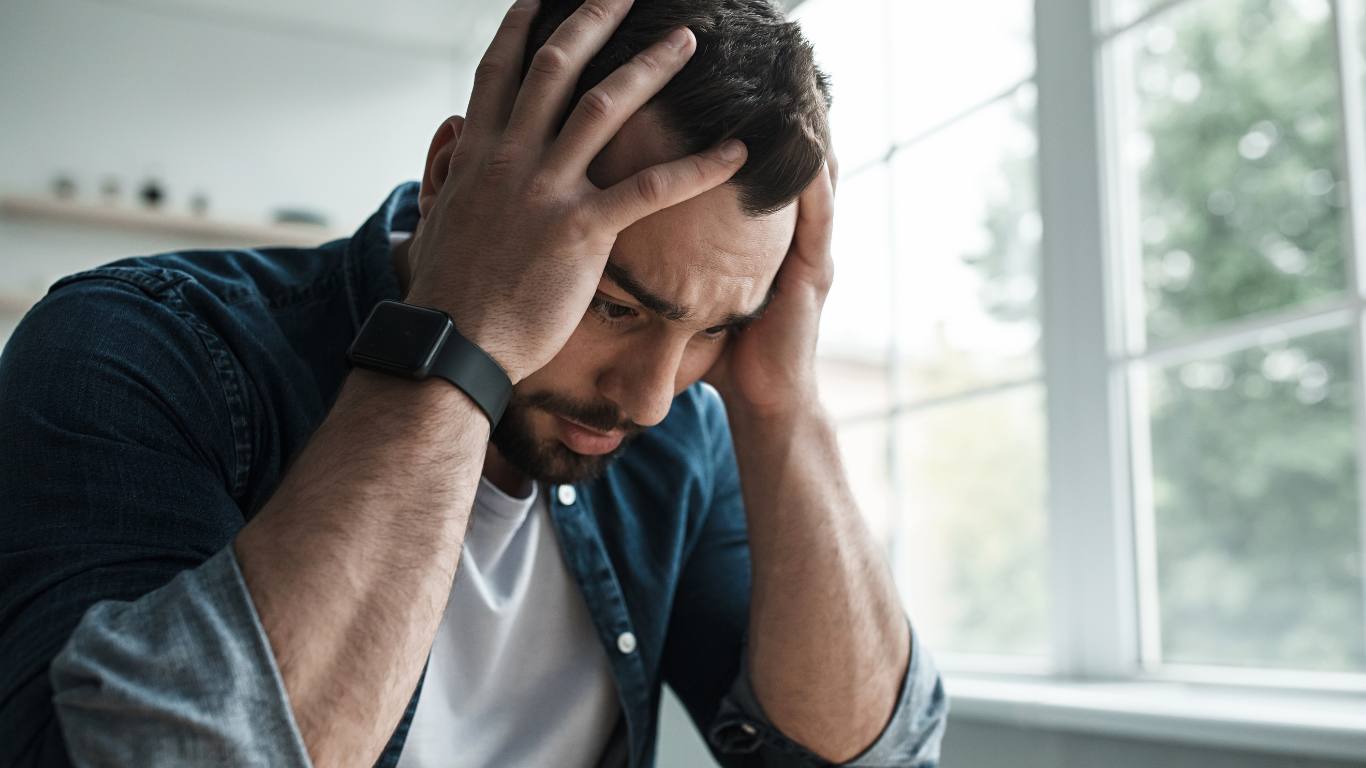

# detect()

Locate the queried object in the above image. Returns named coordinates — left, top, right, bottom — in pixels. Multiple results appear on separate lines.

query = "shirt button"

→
left=616, top=631, right=637, bottom=654
left=557, top=485, right=576, bottom=506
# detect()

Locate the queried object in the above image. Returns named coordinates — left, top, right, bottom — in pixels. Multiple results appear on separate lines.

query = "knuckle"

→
left=564, top=204, right=598, bottom=239
left=524, top=171, right=559, bottom=200
left=688, top=155, right=713, bottom=181
left=578, top=88, right=615, bottom=122
left=474, top=57, right=505, bottom=86
left=529, top=44, right=572, bottom=78
left=577, top=0, right=614, bottom=25
left=482, top=143, right=520, bottom=177
left=633, top=49, right=667, bottom=75
left=635, top=168, right=668, bottom=205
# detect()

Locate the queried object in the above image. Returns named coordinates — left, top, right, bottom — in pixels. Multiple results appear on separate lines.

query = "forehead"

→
left=587, top=109, right=796, bottom=320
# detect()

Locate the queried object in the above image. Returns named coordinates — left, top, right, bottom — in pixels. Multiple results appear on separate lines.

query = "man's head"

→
left=439, top=0, right=832, bottom=484
left=524, top=0, right=832, bottom=215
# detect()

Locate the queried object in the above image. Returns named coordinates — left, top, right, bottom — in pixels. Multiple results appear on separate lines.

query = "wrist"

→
left=344, top=368, right=493, bottom=433
left=724, top=389, right=828, bottom=434
left=399, top=289, right=527, bottom=385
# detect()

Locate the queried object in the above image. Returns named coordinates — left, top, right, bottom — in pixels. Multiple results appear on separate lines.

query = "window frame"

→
left=795, top=0, right=1366, bottom=736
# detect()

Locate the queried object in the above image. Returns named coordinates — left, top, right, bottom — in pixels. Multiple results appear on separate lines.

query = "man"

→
left=0, top=0, right=947, bottom=765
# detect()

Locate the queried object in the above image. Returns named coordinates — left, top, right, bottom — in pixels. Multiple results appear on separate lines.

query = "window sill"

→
left=944, top=673, right=1366, bottom=762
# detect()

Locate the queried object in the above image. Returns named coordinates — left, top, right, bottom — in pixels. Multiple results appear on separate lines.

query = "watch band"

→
left=428, top=318, right=512, bottom=427
left=347, top=299, right=512, bottom=428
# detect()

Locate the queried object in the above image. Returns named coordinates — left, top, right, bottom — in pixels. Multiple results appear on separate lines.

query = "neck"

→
left=482, top=444, right=533, bottom=497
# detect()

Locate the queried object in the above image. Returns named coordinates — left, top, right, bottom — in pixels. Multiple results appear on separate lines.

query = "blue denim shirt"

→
left=0, top=182, right=947, bottom=767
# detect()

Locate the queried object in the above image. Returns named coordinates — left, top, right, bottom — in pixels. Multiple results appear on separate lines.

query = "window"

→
left=795, top=0, right=1049, bottom=660
left=800, top=0, right=1366, bottom=686
left=1105, top=0, right=1366, bottom=676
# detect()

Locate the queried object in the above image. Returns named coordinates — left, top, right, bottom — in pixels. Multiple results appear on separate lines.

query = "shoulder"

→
left=43, top=239, right=354, bottom=312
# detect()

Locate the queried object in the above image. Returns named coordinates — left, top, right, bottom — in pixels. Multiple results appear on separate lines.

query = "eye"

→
left=700, top=325, right=732, bottom=341
left=589, top=295, right=638, bottom=324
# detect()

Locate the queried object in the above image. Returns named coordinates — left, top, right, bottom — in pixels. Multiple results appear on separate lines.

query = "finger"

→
left=788, top=162, right=836, bottom=278
left=504, top=0, right=635, bottom=143
left=463, top=0, right=541, bottom=139
left=545, top=27, right=696, bottom=176
left=593, top=140, right=748, bottom=229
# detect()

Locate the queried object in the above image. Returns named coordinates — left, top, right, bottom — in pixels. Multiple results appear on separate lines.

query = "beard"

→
left=490, top=388, right=643, bottom=485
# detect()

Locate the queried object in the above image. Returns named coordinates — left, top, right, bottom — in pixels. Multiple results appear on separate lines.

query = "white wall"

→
left=0, top=0, right=473, bottom=301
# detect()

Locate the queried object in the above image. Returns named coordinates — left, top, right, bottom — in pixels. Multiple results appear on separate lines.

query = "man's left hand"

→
left=704, top=158, right=839, bottom=417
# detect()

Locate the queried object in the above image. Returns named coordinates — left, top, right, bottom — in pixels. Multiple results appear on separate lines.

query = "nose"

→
left=599, top=333, right=689, bottom=428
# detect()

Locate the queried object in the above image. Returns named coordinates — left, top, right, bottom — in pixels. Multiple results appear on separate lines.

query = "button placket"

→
left=556, top=484, right=577, bottom=506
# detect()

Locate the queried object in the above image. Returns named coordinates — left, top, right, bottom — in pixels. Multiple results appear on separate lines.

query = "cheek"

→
left=535, top=316, right=623, bottom=380
left=678, top=339, right=727, bottom=385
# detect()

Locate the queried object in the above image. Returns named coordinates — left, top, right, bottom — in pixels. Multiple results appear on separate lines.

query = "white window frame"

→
left=941, top=0, right=1366, bottom=760
left=787, top=0, right=1366, bottom=758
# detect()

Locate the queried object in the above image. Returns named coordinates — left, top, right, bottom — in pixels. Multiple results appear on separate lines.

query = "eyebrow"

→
left=602, top=260, right=776, bottom=330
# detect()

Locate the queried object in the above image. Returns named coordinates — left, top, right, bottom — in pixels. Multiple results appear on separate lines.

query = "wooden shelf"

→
left=0, top=195, right=346, bottom=248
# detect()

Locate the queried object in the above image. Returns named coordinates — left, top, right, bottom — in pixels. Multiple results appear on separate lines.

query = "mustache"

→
left=519, top=390, right=641, bottom=435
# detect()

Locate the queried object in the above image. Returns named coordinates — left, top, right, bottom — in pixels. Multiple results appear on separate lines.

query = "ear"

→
left=418, top=115, right=466, bottom=219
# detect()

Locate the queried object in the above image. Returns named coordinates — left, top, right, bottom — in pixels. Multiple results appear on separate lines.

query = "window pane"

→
left=1145, top=327, right=1366, bottom=671
left=895, top=385, right=1049, bottom=656
left=891, top=2, right=1033, bottom=143
left=1115, top=0, right=1346, bottom=344
left=791, top=0, right=892, bottom=171
left=1105, top=0, right=1180, bottom=32
left=893, top=90, right=1041, bottom=403
left=818, top=164, right=892, bottom=420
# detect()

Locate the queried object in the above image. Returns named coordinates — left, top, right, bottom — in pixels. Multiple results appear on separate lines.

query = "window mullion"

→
left=1036, top=0, right=1139, bottom=679
left=1329, top=0, right=1366, bottom=661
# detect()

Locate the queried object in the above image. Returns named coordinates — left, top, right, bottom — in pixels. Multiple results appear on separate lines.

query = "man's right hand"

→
left=402, top=0, right=748, bottom=384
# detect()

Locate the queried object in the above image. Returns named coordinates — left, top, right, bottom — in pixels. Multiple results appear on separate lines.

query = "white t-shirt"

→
left=396, top=476, right=621, bottom=767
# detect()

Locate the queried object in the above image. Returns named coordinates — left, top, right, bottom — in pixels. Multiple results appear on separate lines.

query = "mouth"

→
left=554, top=414, right=625, bottom=456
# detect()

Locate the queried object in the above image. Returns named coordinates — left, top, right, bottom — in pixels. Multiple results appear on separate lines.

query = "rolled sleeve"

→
left=50, top=545, right=312, bottom=768
left=707, top=621, right=948, bottom=767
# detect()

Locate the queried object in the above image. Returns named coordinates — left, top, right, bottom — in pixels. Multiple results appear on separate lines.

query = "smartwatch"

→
left=347, top=300, right=512, bottom=427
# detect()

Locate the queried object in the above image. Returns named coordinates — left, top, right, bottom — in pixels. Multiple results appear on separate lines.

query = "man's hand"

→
left=403, top=0, right=748, bottom=384
left=704, top=158, right=839, bottom=417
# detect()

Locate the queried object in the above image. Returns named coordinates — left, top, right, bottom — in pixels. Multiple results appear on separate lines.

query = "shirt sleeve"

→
left=708, top=624, right=948, bottom=767
left=664, top=385, right=948, bottom=767
left=0, top=275, right=311, bottom=767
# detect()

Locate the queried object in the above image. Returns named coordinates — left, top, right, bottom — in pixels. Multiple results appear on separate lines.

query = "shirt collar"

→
left=344, top=181, right=419, bottom=331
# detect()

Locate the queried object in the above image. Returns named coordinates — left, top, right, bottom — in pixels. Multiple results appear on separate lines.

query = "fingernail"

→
left=665, top=27, right=692, bottom=49
left=719, top=140, right=745, bottom=162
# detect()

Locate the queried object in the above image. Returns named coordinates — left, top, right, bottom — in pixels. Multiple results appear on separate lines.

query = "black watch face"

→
left=349, top=300, right=451, bottom=374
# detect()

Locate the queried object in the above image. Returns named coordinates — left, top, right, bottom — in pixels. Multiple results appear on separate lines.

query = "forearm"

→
left=233, top=370, right=489, bottom=767
left=728, top=401, right=910, bottom=763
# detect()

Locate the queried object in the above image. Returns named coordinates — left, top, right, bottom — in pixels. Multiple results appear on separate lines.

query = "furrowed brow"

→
left=602, top=259, right=775, bottom=330
left=718, top=281, right=777, bottom=329
left=602, top=261, right=692, bottom=322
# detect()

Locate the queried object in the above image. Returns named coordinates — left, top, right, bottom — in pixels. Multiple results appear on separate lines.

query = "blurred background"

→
left=3, top=0, right=1366, bottom=765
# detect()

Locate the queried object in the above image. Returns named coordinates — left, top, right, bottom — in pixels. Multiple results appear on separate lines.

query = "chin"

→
left=490, top=401, right=633, bottom=485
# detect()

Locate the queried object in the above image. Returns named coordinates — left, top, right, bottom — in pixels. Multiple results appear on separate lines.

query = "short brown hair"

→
left=525, top=0, right=832, bottom=216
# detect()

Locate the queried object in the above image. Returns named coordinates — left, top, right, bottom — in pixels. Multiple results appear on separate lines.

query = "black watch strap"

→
left=347, top=300, right=512, bottom=428
left=428, top=319, right=512, bottom=427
